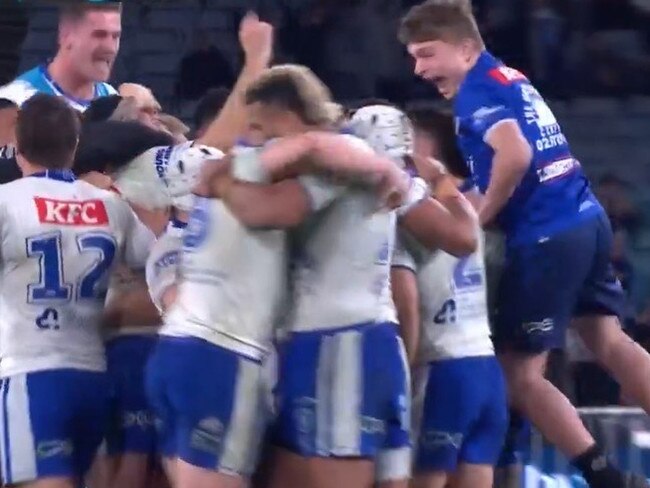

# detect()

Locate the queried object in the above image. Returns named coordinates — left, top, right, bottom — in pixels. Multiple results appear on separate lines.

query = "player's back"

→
left=0, top=65, right=116, bottom=110
left=0, top=170, right=141, bottom=377
left=162, top=151, right=287, bottom=360
left=288, top=175, right=396, bottom=332
left=395, top=227, right=494, bottom=363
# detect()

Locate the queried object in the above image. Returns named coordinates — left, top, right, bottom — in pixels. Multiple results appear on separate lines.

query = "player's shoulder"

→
left=0, top=67, right=42, bottom=106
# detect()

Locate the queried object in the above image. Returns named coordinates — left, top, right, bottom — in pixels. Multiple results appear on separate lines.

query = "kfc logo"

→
left=35, top=198, right=109, bottom=226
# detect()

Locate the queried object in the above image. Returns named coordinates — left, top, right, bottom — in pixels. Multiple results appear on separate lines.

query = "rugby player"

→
left=0, top=93, right=153, bottom=488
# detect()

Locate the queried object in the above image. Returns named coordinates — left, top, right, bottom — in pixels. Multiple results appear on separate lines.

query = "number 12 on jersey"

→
left=26, top=231, right=117, bottom=303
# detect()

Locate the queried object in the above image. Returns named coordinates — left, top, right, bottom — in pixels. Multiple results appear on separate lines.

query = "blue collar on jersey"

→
left=30, top=169, right=76, bottom=182
left=170, top=217, right=187, bottom=229
left=39, top=63, right=96, bottom=108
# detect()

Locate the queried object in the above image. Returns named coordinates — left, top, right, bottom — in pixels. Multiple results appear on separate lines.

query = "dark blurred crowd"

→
left=177, top=0, right=650, bottom=103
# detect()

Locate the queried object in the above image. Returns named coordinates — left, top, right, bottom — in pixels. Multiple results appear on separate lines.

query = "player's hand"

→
left=376, top=165, right=409, bottom=211
left=410, top=155, right=447, bottom=185
left=194, top=157, right=231, bottom=197
left=239, top=12, right=274, bottom=68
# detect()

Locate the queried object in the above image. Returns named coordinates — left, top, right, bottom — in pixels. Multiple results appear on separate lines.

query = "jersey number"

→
left=432, top=257, right=483, bottom=325
left=26, top=231, right=117, bottom=303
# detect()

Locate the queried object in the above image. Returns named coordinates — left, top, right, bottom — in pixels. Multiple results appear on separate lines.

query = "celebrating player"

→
left=0, top=94, right=153, bottom=488
left=0, top=3, right=120, bottom=110
left=400, top=2, right=650, bottom=487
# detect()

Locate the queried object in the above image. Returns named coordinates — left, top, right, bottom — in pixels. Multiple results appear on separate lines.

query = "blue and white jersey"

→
left=0, top=64, right=116, bottom=111
left=145, top=218, right=185, bottom=314
left=0, top=170, right=154, bottom=377
left=392, top=228, right=494, bottom=363
left=454, top=51, right=603, bottom=247
left=160, top=147, right=287, bottom=361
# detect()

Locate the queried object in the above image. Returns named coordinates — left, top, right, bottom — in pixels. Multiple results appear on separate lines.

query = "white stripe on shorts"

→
left=0, top=375, right=37, bottom=484
left=219, top=358, right=266, bottom=476
left=330, top=330, right=362, bottom=456
left=315, top=334, right=333, bottom=455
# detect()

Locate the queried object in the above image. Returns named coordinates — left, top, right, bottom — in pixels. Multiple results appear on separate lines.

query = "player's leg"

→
left=572, top=214, right=650, bottom=414
left=105, top=336, right=159, bottom=488
left=151, top=336, right=268, bottom=488
left=269, top=323, right=410, bottom=488
left=454, top=357, right=508, bottom=488
left=495, top=218, right=646, bottom=487
left=492, top=411, right=528, bottom=488
left=0, top=370, right=109, bottom=488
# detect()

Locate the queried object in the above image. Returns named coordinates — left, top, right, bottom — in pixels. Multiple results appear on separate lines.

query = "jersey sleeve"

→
left=0, top=80, right=37, bottom=106
left=145, top=236, right=180, bottom=313
left=456, top=81, right=518, bottom=142
left=396, top=176, right=430, bottom=217
left=391, top=231, right=417, bottom=273
left=297, top=174, right=347, bottom=213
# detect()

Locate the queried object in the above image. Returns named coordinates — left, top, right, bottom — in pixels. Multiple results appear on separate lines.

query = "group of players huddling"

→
left=0, top=1, right=649, bottom=488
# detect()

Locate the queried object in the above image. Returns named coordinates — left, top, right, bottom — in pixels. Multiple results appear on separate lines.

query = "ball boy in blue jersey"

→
left=400, top=2, right=650, bottom=487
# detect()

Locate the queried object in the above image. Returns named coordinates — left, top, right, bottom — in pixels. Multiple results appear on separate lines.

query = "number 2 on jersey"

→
left=26, top=231, right=117, bottom=302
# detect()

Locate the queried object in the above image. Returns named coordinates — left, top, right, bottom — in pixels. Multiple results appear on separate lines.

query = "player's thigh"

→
left=267, top=447, right=374, bottom=488
left=105, top=336, right=158, bottom=459
left=109, top=453, right=150, bottom=488
left=412, top=358, right=486, bottom=475
left=574, top=213, right=626, bottom=321
left=156, top=336, right=269, bottom=479
left=12, top=477, right=77, bottom=488
left=273, top=322, right=410, bottom=460
left=450, top=463, right=494, bottom=488
left=175, top=457, right=245, bottom=488
left=410, top=471, right=449, bottom=488
left=493, top=224, right=597, bottom=354
left=0, top=369, right=109, bottom=486
left=459, top=357, right=508, bottom=468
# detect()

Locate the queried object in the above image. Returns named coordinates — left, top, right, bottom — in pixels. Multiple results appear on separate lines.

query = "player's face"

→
left=246, top=102, right=306, bottom=142
left=0, top=106, right=18, bottom=146
left=413, top=127, right=440, bottom=160
left=408, top=40, right=471, bottom=99
left=62, top=11, right=121, bottom=82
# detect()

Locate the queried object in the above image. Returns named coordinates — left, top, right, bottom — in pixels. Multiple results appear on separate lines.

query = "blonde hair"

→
left=399, top=0, right=484, bottom=47
left=245, top=64, right=342, bottom=127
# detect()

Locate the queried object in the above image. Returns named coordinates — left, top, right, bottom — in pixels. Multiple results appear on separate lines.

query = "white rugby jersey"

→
left=145, top=218, right=185, bottom=314
left=392, top=228, right=494, bottom=363
left=287, top=173, right=398, bottom=332
left=0, top=170, right=153, bottom=377
left=160, top=148, right=287, bottom=360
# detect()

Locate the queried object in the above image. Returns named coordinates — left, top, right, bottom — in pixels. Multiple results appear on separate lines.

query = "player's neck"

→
left=48, top=55, right=95, bottom=101
left=465, top=49, right=483, bottom=72
left=21, top=164, right=68, bottom=177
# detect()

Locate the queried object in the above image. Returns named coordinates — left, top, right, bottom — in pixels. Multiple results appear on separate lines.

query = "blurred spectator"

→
left=177, top=29, right=234, bottom=101
left=192, top=87, right=229, bottom=139
left=596, top=174, right=641, bottom=233
left=529, top=0, right=567, bottom=96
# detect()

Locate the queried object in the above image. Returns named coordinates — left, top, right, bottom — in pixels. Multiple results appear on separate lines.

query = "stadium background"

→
left=1, top=0, right=650, bottom=485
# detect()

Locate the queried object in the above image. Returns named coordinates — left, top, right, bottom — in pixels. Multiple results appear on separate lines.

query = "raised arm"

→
left=195, top=13, right=273, bottom=151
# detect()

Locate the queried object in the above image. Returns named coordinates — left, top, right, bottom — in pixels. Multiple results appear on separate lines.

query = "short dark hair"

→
left=60, top=2, right=122, bottom=24
left=193, top=87, right=230, bottom=134
left=0, top=98, right=17, bottom=110
left=16, top=94, right=80, bottom=169
left=84, top=95, right=123, bottom=123
left=399, top=0, right=483, bottom=47
left=407, top=106, right=469, bottom=179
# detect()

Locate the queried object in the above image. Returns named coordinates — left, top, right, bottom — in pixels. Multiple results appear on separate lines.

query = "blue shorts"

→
left=493, top=213, right=625, bottom=353
left=106, top=335, right=158, bottom=456
left=0, top=369, right=109, bottom=484
left=272, top=322, right=411, bottom=458
left=413, top=356, right=508, bottom=473
left=145, top=336, right=269, bottom=476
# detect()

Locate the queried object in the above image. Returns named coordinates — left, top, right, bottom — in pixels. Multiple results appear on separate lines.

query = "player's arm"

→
left=195, top=13, right=273, bottom=151
left=145, top=245, right=180, bottom=314
left=391, top=237, right=420, bottom=366
left=479, top=120, right=532, bottom=225
left=400, top=157, right=478, bottom=256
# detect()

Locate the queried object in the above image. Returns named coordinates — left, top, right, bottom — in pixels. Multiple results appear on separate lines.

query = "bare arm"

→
left=195, top=13, right=273, bottom=151
left=391, top=267, right=420, bottom=366
left=479, top=120, right=532, bottom=226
